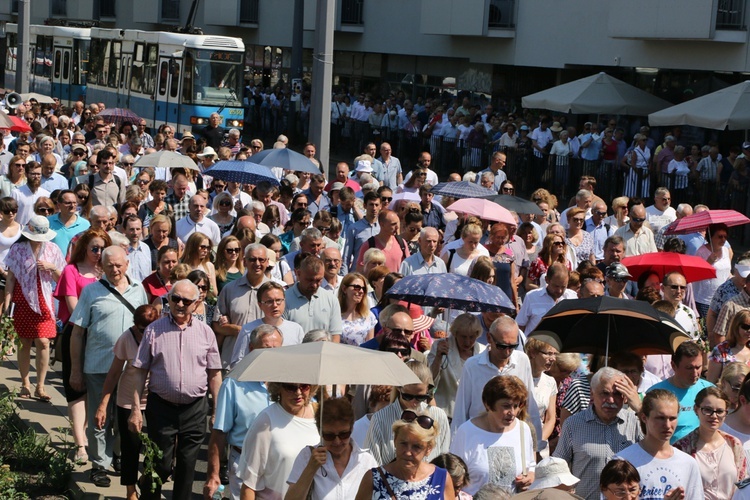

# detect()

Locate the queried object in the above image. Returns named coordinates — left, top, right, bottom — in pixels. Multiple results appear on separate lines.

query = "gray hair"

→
left=363, top=181, right=380, bottom=192
left=251, top=200, right=265, bottom=212
left=489, top=315, right=519, bottom=338
left=90, top=205, right=109, bottom=218
left=591, top=366, right=626, bottom=392
left=576, top=189, right=593, bottom=201
left=250, top=324, right=283, bottom=347
left=244, top=242, right=267, bottom=258
left=472, top=483, right=511, bottom=500
left=674, top=145, right=686, bottom=155
left=675, top=203, right=692, bottom=217
left=480, top=171, right=495, bottom=182
left=170, top=279, right=200, bottom=301
left=303, top=329, right=330, bottom=343
left=107, top=206, right=118, bottom=217
left=101, top=245, right=126, bottom=265
left=228, top=128, right=241, bottom=138
left=419, top=226, right=439, bottom=240
left=300, top=227, right=323, bottom=243
left=108, top=231, right=129, bottom=247
left=121, top=154, right=135, bottom=164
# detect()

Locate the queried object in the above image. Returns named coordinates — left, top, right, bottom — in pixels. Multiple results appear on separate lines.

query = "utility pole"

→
left=288, top=0, right=304, bottom=143
left=309, top=0, right=335, bottom=176
left=16, top=0, right=30, bottom=93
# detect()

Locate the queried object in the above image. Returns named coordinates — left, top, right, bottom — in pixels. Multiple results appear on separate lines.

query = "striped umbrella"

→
left=664, top=209, right=750, bottom=235
left=96, top=108, right=142, bottom=128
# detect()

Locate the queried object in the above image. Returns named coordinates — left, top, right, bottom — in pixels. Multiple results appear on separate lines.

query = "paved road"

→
left=0, top=355, right=215, bottom=499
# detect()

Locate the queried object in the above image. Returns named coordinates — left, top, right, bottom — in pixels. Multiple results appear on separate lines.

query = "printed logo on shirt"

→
left=639, top=465, right=683, bottom=499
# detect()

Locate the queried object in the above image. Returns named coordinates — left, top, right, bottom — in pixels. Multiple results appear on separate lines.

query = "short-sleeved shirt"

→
left=113, top=328, right=149, bottom=409
left=230, top=318, right=306, bottom=368
left=132, top=314, right=221, bottom=404
left=399, top=251, right=447, bottom=276
left=710, top=278, right=741, bottom=314
left=283, top=284, right=343, bottom=339
left=615, top=443, right=705, bottom=500
left=647, top=378, right=715, bottom=443
left=715, top=290, right=750, bottom=338
left=356, top=235, right=410, bottom=273
left=343, top=218, right=379, bottom=270
left=89, top=173, right=125, bottom=207
left=517, top=287, right=578, bottom=333
left=175, top=215, right=221, bottom=246
left=69, top=278, right=148, bottom=374
left=213, top=378, right=270, bottom=448
left=53, top=264, right=98, bottom=324
left=48, top=213, right=90, bottom=256
left=614, top=223, right=658, bottom=256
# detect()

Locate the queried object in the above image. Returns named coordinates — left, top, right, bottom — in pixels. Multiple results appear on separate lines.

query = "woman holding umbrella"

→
left=694, top=224, right=732, bottom=318
left=706, top=310, right=750, bottom=383
left=238, top=381, right=320, bottom=499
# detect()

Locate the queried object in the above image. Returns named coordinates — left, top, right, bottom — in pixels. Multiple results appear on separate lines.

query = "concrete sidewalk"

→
left=0, top=357, right=178, bottom=499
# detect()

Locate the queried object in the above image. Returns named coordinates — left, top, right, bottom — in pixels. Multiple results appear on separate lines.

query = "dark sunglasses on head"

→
left=171, top=294, right=196, bottom=306
left=321, top=429, right=352, bottom=442
left=281, top=383, right=311, bottom=393
left=401, top=409, right=435, bottom=429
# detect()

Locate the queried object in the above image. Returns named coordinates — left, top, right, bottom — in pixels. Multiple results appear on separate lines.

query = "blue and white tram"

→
left=3, top=24, right=90, bottom=107
left=86, top=28, right=245, bottom=135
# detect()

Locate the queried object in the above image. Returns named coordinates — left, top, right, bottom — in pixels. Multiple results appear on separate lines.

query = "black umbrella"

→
left=528, top=296, right=691, bottom=361
left=483, top=194, right=544, bottom=216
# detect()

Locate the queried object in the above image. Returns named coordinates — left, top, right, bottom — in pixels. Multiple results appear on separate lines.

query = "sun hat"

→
left=22, top=216, right=57, bottom=242
left=197, top=146, right=218, bottom=159
left=529, top=457, right=580, bottom=490
left=398, top=302, right=435, bottom=332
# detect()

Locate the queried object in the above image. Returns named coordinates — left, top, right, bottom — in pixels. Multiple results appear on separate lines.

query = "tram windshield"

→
left=184, top=48, right=243, bottom=107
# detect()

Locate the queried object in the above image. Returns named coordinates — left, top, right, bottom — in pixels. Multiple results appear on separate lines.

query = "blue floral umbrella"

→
left=204, top=160, right=280, bottom=186
left=430, top=181, right=497, bottom=199
left=384, top=273, right=515, bottom=313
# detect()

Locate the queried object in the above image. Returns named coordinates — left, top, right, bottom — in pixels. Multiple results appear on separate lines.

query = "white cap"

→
left=355, top=160, right=373, bottom=173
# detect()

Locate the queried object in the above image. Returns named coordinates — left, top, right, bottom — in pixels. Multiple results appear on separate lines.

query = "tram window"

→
left=170, top=61, right=180, bottom=98
left=63, top=51, right=70, bottom=81
left=54, top=50, right=61, bottom=79
left=182, top=52, right=193, bottom=104
left=109, top=42, right=121, bottom=89
left=158, top=61, right=168, bottom=96
left=145, top=45, right=158, bottom=95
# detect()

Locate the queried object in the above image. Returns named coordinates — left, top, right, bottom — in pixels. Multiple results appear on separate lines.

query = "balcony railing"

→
left=341, top=0, right=363, bottom=25
left=716, top=0, right=746, bottom=30
left=240, top=0, right=259, bottom=24
left=487, top=0, right=515, bottom=29
left=161, top=0, right=180, bottom=21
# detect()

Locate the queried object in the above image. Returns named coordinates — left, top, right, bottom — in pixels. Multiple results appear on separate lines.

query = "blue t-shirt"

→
left=213, top=378, right=270, bottom=448
left=647, top=377, right=714, bottom=443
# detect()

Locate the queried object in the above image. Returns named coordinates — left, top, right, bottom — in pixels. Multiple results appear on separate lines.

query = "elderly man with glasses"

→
left=613, top=200, right=657, bottom=257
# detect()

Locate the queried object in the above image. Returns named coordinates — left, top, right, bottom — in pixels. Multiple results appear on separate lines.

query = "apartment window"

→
left=162, top=0, right=180, bottom=21
left=340, top=0, right=363, bottom=25
left=716, top=0, right=746, bottom=30
left=240, top=0, right=259, bottom=24
left=96, top=0, right=116, bottom=18
left=50, top=0, right=67, bottom=16
left=487, top=0, right=516, bottom=29
left=11, top=0, right=17, bottom=14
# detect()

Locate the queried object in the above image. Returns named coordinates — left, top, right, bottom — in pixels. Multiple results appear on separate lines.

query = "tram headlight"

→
left=190, top=116, right=207, bottom=125
left=227, top=119, right=244, bottom=128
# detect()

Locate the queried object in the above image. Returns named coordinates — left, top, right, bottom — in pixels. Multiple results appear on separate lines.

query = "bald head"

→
left=236, top=215, right=256, bottom=233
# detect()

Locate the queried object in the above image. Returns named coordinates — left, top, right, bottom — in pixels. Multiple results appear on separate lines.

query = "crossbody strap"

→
left=379, top=467, right=398, bottom=500
left=99, top=279, right=138, bottom=316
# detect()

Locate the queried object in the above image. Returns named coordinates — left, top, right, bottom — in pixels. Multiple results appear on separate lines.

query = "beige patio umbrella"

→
left=20, top=92, right=56, bottom=104
left=649, top=80, right=750, bottom=130
left=522, top=72, right=671, bottom=115
left=133, top=150, right=199, bottom=171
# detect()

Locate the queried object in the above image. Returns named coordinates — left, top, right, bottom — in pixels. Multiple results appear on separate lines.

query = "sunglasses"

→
left=316, top=226, right=331, bottom=233
left=72, top=151, right=86, bottom=156
left=90, top=246, right=103, bottom=254
left=400, top=391, right=432, bottom=402
left=740, top=323, right=750, bottom=331
left=199, top=244, right=211, bottom=250
left=384, top=347, right=411, bottom=357
left=502, top=188, right=515, bottom=193
left=401, top=410, right=435, bottom=429
left=389, top=327, right=414, bottom=336
left=37, top=207, right=54, bottom=214
left=321, top=430, right=352, bottom=442
left=347, top=284, right=365, bottom=292
left=2, top=209, right=17, bottom=215
left=196, top=285, right=209, bottom=292
left=281, top=383, right=311, bottom=393
left=667, top=284, right=686, bottom=291
left=631, top=217, right=646, bottom=223
left=171, top=294, right=196, bottom=306
left=381, top=197, right=392, bottom=203
left=247, top=257, right=268, bottom=264
left=225, top=247, right=241, bottom=254
left=121, top=162, right=134, bottom=167
left=137, top=179, right=150, bottom=185
left=218, top=201, right=233, bottom=207
left=78, top=195, right=89, bottom=201
left=493, top=341, right=519, bottom=350
left=610, top=276, right=629, bottom=283
left=553, top=241, right=565, bottom=246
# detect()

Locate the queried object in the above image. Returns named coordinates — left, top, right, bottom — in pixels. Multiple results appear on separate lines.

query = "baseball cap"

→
left=71, top=144, right=87, bottom=154
left=606, top=262, right=632, bottom=279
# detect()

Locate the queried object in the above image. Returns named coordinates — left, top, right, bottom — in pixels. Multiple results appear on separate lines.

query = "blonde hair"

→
left=461, top=223, right=482, bottom=239
left=392, top=412, right=439, bottom=451
left=556, top=353, right=581, bottom=372
left=363, top=247, right=386, bottom=266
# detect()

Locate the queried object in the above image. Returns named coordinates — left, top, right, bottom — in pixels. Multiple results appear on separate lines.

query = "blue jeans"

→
left=85, top=372, right=115, bottom=469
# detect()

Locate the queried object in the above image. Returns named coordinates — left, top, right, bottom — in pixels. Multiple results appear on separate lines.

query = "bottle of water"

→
left=212, top=484, right=225, bottom=500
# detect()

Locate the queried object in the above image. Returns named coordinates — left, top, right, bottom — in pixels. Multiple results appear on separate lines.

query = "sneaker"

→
left=90, top=467, right=111, bottom=487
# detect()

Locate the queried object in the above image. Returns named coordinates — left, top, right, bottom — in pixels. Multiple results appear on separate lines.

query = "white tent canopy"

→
left=648, top=80, right=750, bottom=131
left=522, top=72, right=671, bottom=116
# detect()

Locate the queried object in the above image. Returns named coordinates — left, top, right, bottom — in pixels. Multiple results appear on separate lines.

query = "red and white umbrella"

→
left=664, top=209, right=750, bottom=235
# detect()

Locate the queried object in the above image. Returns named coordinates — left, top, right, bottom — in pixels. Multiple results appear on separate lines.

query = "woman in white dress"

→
left=623, top=134, right=651, bottom=198
left=525, top=338, right=559, bottom=457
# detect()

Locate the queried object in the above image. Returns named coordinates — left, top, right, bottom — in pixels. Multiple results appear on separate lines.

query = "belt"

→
left=232, top=445, right=242, bottom=454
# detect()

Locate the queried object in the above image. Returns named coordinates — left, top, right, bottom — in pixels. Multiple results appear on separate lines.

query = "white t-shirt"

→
left=237, top=403, right=319, bottom=498
left=352, top=415, right=371, bottom=450
left=615, top=443, right=705, bottom=500
left=230, top=318, right=306, bottom=368
left=532, top=373, right=558, bottom=420
left=645, top=204, right=677, bottom=234
left=450, top=419, right=536, bottom=496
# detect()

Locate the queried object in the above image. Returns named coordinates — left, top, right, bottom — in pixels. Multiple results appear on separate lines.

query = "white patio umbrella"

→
left=648, top=80, right=750, bottom=130
left=133, top=150, right=199, bottom=171
left=522, top=72, right=671, bottom=116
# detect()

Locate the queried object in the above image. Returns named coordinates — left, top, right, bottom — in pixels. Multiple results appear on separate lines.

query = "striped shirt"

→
left=363, top=400, right=450, bottom=466
left=715, top=289, right=750, bottom=339
left=553, top=405, right=643, bottom=500
left=132, top=314, right=222, bottom=405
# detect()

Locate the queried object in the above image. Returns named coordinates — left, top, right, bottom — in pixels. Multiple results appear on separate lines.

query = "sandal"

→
left=18, top=387, right=32, bottom=399
left=34, top=388, right=52, bottom=402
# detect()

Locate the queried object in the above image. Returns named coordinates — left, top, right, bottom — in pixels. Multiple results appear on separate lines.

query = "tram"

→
left=4, top=24, right=246, bottom=134
left=4, top=23, right=90, bottom=106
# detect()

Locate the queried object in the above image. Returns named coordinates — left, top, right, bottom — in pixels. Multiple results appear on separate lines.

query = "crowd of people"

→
left=3, top=92, right=750, bottom=500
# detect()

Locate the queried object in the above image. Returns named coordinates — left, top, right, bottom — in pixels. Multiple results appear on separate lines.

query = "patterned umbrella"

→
left=664, top=209, right=750, bottom=235
left=430, top=181, right=496, bottom=200
left=248, top=147, right=321, bottom=174
left=96, top=108, right=142, bottom=128
left=448, top=198, right=518, bottom=226
left=384, top=273, right=515, bottom=313
left=204, top=160, right=279, bottom=186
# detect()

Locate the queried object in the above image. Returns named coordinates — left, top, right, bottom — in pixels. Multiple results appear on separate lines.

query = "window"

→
left=161, top=0, right=180, bottom=21
left=182, top=51, right=194, bottom=103
left=340, top=0, right=363, bottom=25
left=109, top=41, right=121, bottom=88
left=89, top=39, right=104, bottom=86
left=239, top=0, right=259, bottom=23
left=72, top=39, right=89, bottom=85
left=63, top=51, right=70, bottom=81
left=145, top=45, right=158, bottom=95
left=97, top=0, right=116, bottom=18
left=50, top=0, right=67, bottom=16
left=131, top=44, right=145, bottom=93
left=54, top=50, right=61, bottom=79
left=487, top=0, right=516, bottom=29
left=159, top=61, right=168, bottom=96
left=170, top=61, right=180, bottom=98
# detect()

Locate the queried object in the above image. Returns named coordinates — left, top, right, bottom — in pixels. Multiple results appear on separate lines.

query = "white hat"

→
left=197, top=146, right=218, bottom=159
left=355, top=160, right=373, bottom=173
left=529, top=457, right=580, bottom=491
left=22, top=215, right=57, bottom=242
left=736, top=264, right=750, bottom=278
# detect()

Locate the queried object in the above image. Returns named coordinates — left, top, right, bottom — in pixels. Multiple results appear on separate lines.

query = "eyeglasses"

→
left=572, top=218, right=585, bottom=224
left=400, top=410, right=435, bottom=429
left=388, top=327, right=414, bottom=336
left=667, top=284, right=686, bottom=291
left=171, top=294, right=196, bottom=306
left=727, top=382, right=743, bottom=392
left=199, top=244, right=211, bottom=250
left=493, top=340, right=519, bottom=350
left=699, top=407, right=727, bottom=417
left=2, top=209, right=17, bottom=215
left=225, top=247, right=241, bottom=254
left=260, top=298, right=285, bottom=306
left=196, top=285, right=209, bottom=292
left=384, top=347, right=411, bottom=357
left=281, top=383, right=311, bottom=393
left=631, top=217, right=646, bottom=223
left=321, top=429, right=352, bottom=441
left=36, top=207, right=54, bottom=214
left=247, top=257, right=268, bottom=264
left=606, top=485, right=641, bottom=499
left=347, top=284, right=365, bottom=292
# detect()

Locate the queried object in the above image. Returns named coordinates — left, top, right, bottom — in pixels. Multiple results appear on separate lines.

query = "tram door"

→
left=52, top=47, right=71, bottom=105
left=153, top=57, right=182, bottom=131
left=118, top=53, right=131, bottom=108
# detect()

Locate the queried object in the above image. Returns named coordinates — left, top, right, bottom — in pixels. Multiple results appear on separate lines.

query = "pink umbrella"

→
left=388, top=191, right=420, bottom=210
left=664, top=209, right=750, bottom=235
left=448, top=198, right=517, bottom=226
